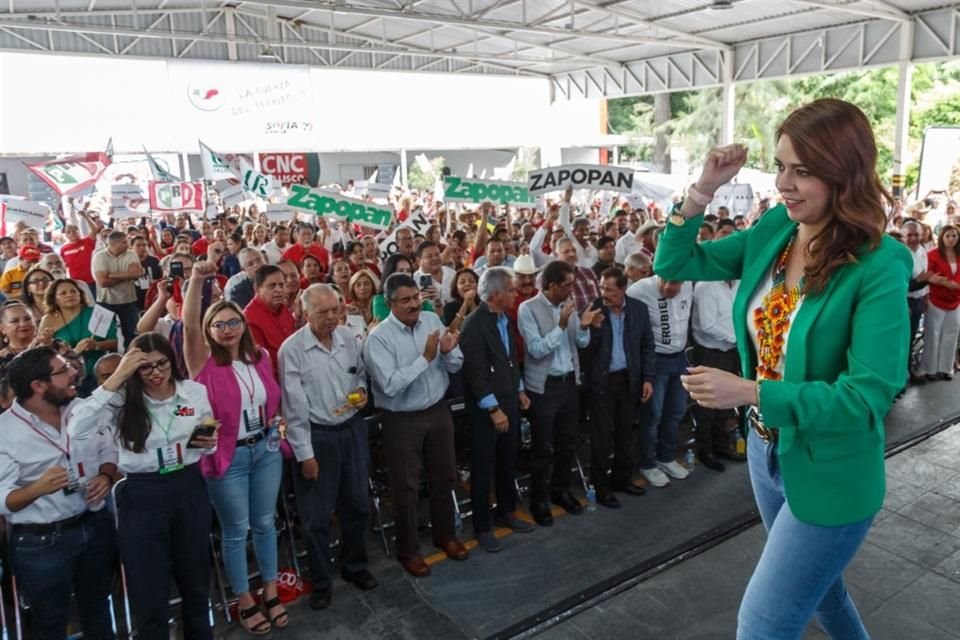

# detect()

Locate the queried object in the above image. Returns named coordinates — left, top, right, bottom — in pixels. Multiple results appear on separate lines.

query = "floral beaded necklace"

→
left=753, top=233, right=804, bottom=382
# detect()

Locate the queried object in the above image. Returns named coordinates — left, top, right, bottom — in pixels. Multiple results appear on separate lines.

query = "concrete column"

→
left=399, top=149, right=408, bottom=186
left=892, top=20, right=915, bottom=199
left=720, top=47, right=735, bottom=146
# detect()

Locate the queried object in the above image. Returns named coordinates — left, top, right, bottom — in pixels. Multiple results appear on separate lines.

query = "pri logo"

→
left=188, top=82, right=224, bottom=112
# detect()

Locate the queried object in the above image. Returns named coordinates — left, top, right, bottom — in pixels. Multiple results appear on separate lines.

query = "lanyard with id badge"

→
left=150, top=407, right=184, bottom=474
left=11, top=409, right=86, bottom=495
left=234, top=362, right=265, bottom=437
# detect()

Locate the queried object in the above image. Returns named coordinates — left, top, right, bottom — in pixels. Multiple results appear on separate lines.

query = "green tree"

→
left=407, top=156, right=446, bottom=191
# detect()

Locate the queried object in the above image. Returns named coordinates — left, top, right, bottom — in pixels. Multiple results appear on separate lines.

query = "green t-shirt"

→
left=371, top=293, right=435, bottom=322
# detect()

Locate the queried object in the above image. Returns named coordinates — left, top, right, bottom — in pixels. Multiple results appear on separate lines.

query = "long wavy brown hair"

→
left=777, top=98, right=891, bottom=295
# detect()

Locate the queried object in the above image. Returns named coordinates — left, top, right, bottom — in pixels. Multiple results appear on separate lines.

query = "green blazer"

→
left=655, top=204, right=911, bottom=526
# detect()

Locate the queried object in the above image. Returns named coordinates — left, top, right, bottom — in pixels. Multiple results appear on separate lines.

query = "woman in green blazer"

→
left=656, top=99, right=911, bottom=640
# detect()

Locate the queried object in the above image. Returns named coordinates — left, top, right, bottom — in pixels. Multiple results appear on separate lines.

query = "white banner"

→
left=528, top=164, right=634, bottom=194
left=265, top=203, right=293, bottom=222
left=199, top=140, right=240, bottom=182
left=377, top=209, right=431, bottom=261
left=3, top=199, right=50, bottom=230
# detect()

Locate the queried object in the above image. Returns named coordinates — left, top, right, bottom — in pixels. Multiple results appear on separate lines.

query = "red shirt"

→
left=927, top=248, right=960, bottom=311
left=60, top=237, right=96, bottom=283
left=508, top=289, right=538, bottom=364
left=244, top=295, right=296, bottom=375
left=282, top=243, right=330, bottom=270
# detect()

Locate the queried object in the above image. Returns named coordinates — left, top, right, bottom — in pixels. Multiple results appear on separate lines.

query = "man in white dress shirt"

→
left=0, top=347, right=117, bottom=640
left=280, top=284, right=378, bottom=610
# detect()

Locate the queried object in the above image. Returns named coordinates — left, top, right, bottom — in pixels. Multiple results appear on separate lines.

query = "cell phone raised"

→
left=169, top=260, right=184, bottom=279
left=186, top=418, right=218, bottom=448
left=419, top=275, right=433, bottom=289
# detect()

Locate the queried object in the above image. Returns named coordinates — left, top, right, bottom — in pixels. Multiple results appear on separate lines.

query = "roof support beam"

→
left=570, top=0, right=727, bottom=49
left=789, top=0, right=910, bottom=23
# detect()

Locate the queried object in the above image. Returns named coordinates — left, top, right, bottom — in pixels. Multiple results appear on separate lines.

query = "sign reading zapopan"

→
left=286, top=184, right=392, bottom=230
left=443, top=177, right=535, bottom=205
left=527, top=164, right=634, bottom=194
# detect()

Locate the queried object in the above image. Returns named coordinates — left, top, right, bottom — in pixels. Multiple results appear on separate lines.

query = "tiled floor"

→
left=540, top=424, right=960, bottom=640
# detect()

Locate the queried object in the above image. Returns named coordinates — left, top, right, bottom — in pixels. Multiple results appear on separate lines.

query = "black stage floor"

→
left=215, top=378, right=960, bottom=640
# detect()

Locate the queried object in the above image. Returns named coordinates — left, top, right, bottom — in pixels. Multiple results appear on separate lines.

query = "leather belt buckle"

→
left=747, top=406, right=778, bottom=444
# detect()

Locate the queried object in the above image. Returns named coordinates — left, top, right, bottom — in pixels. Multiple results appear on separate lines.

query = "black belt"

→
left=608, top=370, right=628, bottom=376
left=746, top=406, right=778, bottom=444
left=656, top=351, right=686, bottom=359
left=311, top=417, right=356, bottom=433
left=237, top=430, right=266, bottom=447
left=546, top=372, right=576, bottom=384
left=14, top=510, right=92, bottom=535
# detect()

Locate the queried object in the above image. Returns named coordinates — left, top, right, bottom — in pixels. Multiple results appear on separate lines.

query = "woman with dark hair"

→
left=442, top=268, right=478, bottom=331
left=345, top=240, right=366, bottom=273
left=21, top=267, right=54, bottom=320
left=657, top=99, right=912, bottom=639
left=69, top=333, right=219, bottom=640
left=182, top=259, right=287, bottom=636
left=327, top=258, right=350, bottom=292
left=221, top=233, right=246, bottom=278
left=39, top=278, right=117, bottom=394
left=371, top=254, right=435, bottom=322
left=919, top=225, right=960, bottom=381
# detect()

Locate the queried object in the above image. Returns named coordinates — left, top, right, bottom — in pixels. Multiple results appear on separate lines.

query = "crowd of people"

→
left=0, top=99, right=956, bottom=640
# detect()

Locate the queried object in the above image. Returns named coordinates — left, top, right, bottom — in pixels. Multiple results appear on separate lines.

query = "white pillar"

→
left=180, top=153, right=192, bottom=181
left=399, top=149, right=408, bottom=186
left=892, top=20, right=915, bottom=199
left=720, top=47, right=735, bottom=146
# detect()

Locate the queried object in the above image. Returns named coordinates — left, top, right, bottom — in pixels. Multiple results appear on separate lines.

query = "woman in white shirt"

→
left=69, top=333, right=218, bottom=640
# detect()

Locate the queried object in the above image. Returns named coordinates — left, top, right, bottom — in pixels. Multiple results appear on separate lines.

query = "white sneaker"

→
left=659, top=460, right=690, bottom=480
left=640, top=467, right=670, bottom=488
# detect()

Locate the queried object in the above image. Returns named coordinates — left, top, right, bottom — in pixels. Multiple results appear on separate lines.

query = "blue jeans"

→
left=738, top=430, right=873, bottom=639
left=638, top=353, right=689, bottom=469
left=10, top=510, right=116, bottom=640
left=205, top=438, right=283, bottom=594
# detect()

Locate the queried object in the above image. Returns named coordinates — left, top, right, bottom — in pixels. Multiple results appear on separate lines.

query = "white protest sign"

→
left=265, top=203, right=293, bottom=222
left=600, top=192, right=614, bottom=218
left=88, top=304, right=117, bottom=338
left=204, top=203, right=220, bottom=219
left=377, top=208, right=431, bottom=262
left=625, top=193, right=646, bottom=209
left=241, top=157, right=271, bottom=199
left=216, top=181, right=247, bottom=207
left=3, top=199, right=50, bottom=230
left=528, top=164, right=634, bottom=195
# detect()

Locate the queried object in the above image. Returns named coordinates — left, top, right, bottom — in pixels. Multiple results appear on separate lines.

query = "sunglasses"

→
left=210, top=318, right=244, bottom=332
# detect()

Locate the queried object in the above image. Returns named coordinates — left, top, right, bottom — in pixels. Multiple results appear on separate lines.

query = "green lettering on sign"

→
left=443, top=176, right=534, bottom=205
left=286, top=184, right=392, bottom=230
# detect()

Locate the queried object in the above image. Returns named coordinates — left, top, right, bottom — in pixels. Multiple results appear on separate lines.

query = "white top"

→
left=0, top=399, right=115, bottom=524
left=615, top=231, right=639, bottom=265
left=414, top=265, right=457, bottom=305
left=69, top=380, right=215, bottom=474
left=260, top=240, right=286, bottom=265
left=232, top=361, right=268, bottom=437
left=692, top=280, right=738, bottom=351
left=279, top=325, right=367, bottom=461
left=909, top=245, right=929, bottom=300
left=626, top=277, right=693, bottom=355
left=746, top=271, right=803, bottom=380
left=344, top=314, right=368, bottom=344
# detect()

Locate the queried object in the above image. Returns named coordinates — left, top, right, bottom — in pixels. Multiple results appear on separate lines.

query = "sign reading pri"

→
left=3, top=199, right=50, bottom=230
left=528, top=164, right=634, bottom=195
left=149, top=181, right=206, bottom=212
left=260, top=152, right=320, bottom=187
left=442, top=176, right=535, bottom=205
left=26, top=151, right=112, bottom=196
left=286, top=184, right=392, bottom=230
left=378, top=208, right=431, bottom=262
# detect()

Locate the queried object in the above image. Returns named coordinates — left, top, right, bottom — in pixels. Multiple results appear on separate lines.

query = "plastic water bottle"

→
left=454, top=510, right=463, bottom=533
left=735, top=431, right=746, bottom=456
left=266, top=418, right=282, bottom=453
left=685, top=448, right=696, bottom=471
left=586, top=485, right=597, bottom=512
left=520, top=417, right=532, bottom=447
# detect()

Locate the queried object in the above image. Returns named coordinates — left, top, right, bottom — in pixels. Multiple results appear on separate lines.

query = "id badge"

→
left=243, top=407, right=264, bottom=436
left=63, top=462, right=85, bottom=496
left=157, top=443, right=184, bottom=475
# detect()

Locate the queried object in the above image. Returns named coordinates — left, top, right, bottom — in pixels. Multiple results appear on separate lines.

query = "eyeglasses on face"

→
left=138, top=359, right=171, bottom=374
left=48, top=362, right=75, bottom=378
left=210, top=318, right=244, bottom=332
left=27, top=278, right=52, bottom=286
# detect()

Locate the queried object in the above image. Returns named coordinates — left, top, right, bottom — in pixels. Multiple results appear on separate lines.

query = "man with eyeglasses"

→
left=0, top=347, right=118, bottom=640
left=225, top=248, right=264, bottom=309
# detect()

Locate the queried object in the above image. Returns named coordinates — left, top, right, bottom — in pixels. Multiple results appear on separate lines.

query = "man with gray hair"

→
left=624, top=251, right=653, bottom=285
left=460, top=267, right=534, bottom=553
left=903, top=220, right=931, bottom=385
left=224, top=247, right=264, bottom=309
left=279, top=284, right=377, bottom=609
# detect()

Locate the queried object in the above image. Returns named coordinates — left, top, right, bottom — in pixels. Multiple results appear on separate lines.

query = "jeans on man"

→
left=292, top=415, right=370, bottom=592
left=11, top=510, right=116, bottom=640
left=638, top=352, right=689, bottom=469
left=737, top=431, right=872, bottom=639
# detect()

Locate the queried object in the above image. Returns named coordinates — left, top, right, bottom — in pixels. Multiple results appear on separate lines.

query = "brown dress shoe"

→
left=435, top=538, right=469, bottom=561
left=399, top=555, right=431, bottom=578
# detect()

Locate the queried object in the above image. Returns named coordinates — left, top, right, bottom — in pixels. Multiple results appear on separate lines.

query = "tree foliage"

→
left=406, top=156, right=446, bottom=191
left=607, top=60, right=960, bottom=191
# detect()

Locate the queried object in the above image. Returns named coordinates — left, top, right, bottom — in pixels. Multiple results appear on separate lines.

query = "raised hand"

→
left=558, top=301, right=576, bottom=329
left=423, top=330, right=440, bottom=361
left=696, top=144, right=748, bottom=195
left=439, top=329, right=459, bottom=354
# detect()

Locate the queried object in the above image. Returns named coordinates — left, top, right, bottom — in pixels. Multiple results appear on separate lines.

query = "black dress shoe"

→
left=910, top=374, right=927, bottom=385
left=714, top=449, right=747, bottom=463
left=309, top=589, right=332, bottom=610
left=531, top=502, right=554, bottom=527
left=925, top=374, right=938, bottom=382
left=342, top=569, right=378, bottom=591
left=698, top=452, right=726, bottom=473
left=596, top=491, right=621, bottom=509
left=611, top=482, right=647, bottom=496
left=938, top=372, right=953, bottom=381
left=551, top=490, right=584, bottom=515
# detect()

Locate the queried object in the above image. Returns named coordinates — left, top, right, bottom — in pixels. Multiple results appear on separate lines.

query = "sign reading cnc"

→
left=528, top=164, right=634, bottom=194
left=260, top=152, right=320, bottom=187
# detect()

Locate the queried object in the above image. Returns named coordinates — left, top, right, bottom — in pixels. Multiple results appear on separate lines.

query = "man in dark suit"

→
left=581, top=267, right=656, bottom=507
left=461, top=266, right=535, bottom=552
